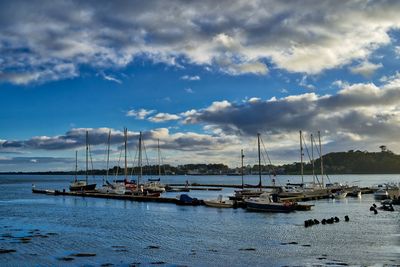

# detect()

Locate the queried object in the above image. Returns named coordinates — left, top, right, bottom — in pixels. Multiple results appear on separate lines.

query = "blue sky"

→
left=1, top=0, right=400, bottom=171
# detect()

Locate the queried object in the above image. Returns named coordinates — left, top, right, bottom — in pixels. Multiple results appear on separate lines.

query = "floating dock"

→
left=32, top=188, right=182, bottom=204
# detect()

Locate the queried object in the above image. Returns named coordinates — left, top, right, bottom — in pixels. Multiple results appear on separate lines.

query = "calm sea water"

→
left=0, top=174, right=399, bottom=266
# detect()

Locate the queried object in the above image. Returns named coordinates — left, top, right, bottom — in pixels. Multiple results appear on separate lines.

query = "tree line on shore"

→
left=3, top=150, right=400, bottom=175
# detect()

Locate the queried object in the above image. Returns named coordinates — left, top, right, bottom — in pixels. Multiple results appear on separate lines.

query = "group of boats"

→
left=69, top=129, right=166, bottom=196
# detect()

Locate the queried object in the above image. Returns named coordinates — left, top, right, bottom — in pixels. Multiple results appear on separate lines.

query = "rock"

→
left=70, top=252, right=96, bottom=257
left=0, top=249, right=16, bottom=254
left=58, top=257, right=75, bottom=261
left=46, top=232, right=58, bottom=236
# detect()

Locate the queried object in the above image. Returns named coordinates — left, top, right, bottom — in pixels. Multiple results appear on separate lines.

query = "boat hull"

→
left=69, top=183, right=96, bottom=191
left=245, top=201, right=295, bottom=213
left=204, top=200, right=234, bottom=208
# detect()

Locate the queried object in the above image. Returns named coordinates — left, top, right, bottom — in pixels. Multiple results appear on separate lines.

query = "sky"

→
left=1, top=0, right=400, bottom=172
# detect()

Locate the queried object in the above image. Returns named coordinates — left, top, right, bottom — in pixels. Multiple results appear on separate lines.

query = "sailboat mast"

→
left=124, top=128, right=128, bottom=180
left=318, top=130, right=324, bottom=188
left=300, top=130, right=304, bottom=184
left=139, top=131, right=142, bottom=186
left=85, top=131, right=88, bottom=184
left=106, top=130, right=111, bottom=182
left=311, top=134, right=315, bottom=185
left=158, top=139, right=161, bottom=176
left=241, top=149, right=244, bottom=189
left=75, top=150, right=78, bottom=182
left=257, top=133, right=262, bottom=190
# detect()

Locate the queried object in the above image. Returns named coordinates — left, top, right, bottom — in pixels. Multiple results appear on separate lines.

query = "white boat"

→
left=97, top=182, right=126, bottom=195
left=143, top=139, right=166, bottom=194
left=69, top=132, right=96, bottom=192
left=374, top=188, right=389, bottom=200
left=204, top=195, right=234, bottom=208
left=245, top=192, right=296, bottom=212
left=143, top=181, right=166, bottom=193
left=333, top=190, right=347, bottom=199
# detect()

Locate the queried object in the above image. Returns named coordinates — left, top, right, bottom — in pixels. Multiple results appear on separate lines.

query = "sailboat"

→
left=144, top=139, right=166, bottom=193
left=97, top=129, right=127, bottom=195
left=69, top=131, right=97, bottom=191
left=130, top=131, right=160, bottom=197
left=233, top=134, right=264, bottom=199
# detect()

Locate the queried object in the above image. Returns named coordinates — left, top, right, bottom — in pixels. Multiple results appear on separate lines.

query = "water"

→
left=0, top=174, right=399, bottom=266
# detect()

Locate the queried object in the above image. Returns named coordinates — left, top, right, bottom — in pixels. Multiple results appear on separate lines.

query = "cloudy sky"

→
left=1, top=0, right=400, bottom=171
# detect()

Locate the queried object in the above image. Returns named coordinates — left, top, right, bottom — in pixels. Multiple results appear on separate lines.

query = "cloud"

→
left=299, top=75, right=316, bottom=90
left=2, top=1, right=400, bottom=84
left=181, top=78, right=400, bottom=153
left=148, top=113, right=181, bottom=123
left=349, top=61, right=383, bottom=77
left=0, top=156, right=73, bottom=165
left=184, top=88, right=194, bottom=93
left=126, top=108, right=155, bottom=119
left=101, top=73, right=122, bottom=84
left=181, top=75, right=200, bottom=81
left=1, top=128, right=128, bottom=151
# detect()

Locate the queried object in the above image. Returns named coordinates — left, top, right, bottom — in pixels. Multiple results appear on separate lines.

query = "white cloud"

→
left=2, top=1, right=400, bottom=84
left=148, top=113, right=181, bottom=123
left=349, top=61, right=383, bottom=77
left=185, top=88, right=194, bottom=93
left=181, top=75, right=200, bottom=81
left=126, top=109, right=155, bottom=119
left=299, top=75, right=316, bottom=90
left=102, top=73, right=122, bottom=84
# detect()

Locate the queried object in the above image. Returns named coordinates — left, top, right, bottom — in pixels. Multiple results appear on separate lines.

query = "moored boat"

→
left=204, top=195, right=234, bottom=208
left=69, top=132, right=96, bottom=192
left=245, top=192, right=296, bottom=212
left=374, top=188, right=389, bottom=200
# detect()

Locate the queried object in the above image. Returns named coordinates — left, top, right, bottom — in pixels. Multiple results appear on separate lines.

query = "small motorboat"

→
left=374, top=188, right=389, bottom=200
left=204, top=195, right=234, bottom=208
left=333, top=190, right=348, bottom=199
left=245, top=193, right=296, bottom=213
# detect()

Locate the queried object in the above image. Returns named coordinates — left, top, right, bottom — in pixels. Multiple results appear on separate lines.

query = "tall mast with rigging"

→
left=158, top=139, right=161, bottom=176
left=124, top=128, right=128, bottom=180
left=85, top=131, right=89, bottom=184
left=300, top=130, right=304, bottom=184
left=138, top=131, right=143, bottom=186
left=257, top=133, right=262, bottom=191
left=241, top=149, right=244, bottom=189
left=311, top=134, right=315, bottom=185
left=318, top=130, right=324, bottom=188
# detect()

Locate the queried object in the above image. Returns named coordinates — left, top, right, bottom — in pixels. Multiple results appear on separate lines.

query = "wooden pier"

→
left=32, top=188, right=182, bottom=204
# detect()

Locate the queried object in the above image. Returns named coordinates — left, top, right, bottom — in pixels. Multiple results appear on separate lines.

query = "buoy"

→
left=321, top=219, right=326, bottom=225
left=308, top=219, right=314, bottom=226
left=304, top=220, right=309, bottom=227
left=327, top=218, right=334, bottom=224
left=344, top=215, right=349, bottom=222
left=334, top=217, right=339, bottom=222
left=313, top=219, right=320, bottom=224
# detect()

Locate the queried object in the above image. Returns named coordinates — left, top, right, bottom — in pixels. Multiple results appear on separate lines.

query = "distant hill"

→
left=283, top=150, right=400, bottom=174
